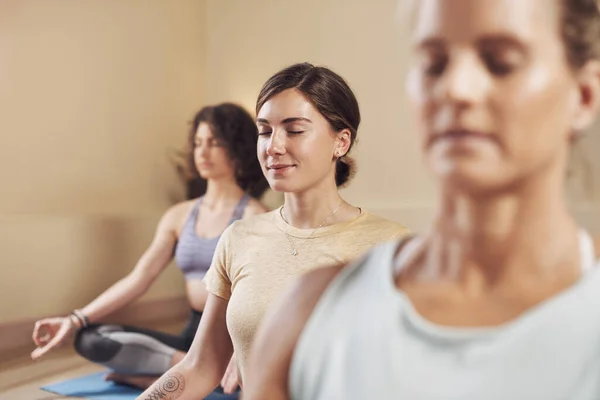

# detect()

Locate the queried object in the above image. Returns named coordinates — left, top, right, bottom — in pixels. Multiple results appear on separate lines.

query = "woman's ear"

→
left=335, top=129, right=352, bottom=158
left=570, top=60, right=600, bottom=134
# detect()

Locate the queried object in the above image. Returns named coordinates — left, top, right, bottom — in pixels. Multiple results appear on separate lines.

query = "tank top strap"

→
left=182, top=197, right=203, bottom=232
left=229, top=193, right=250, bottom=223
left=579, top=229, right=596, bottom=273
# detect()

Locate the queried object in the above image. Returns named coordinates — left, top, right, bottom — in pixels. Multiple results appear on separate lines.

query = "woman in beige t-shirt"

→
left=136, top=62, right=410, bottom=400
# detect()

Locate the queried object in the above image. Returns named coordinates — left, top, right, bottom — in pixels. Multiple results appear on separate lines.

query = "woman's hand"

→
left=220, top=353, right=240, bottom=394
left=31, top=316, right=76, bottom=360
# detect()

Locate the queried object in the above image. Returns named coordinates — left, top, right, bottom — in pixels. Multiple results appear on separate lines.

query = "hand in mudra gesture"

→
left=31, top=316, right=76, bottom=360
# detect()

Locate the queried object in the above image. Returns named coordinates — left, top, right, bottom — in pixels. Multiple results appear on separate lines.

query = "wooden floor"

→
left=0, top=319, right=186, bottom=400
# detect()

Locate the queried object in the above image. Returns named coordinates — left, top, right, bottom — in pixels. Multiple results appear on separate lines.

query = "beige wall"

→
left=204, top=0, right=600, bottom=233
left=3, top=0, right=600, bottom=325
left=0, top=0, right=206, bottom=323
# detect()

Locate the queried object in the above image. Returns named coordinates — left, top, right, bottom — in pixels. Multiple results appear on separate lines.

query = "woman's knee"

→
left=74, top=326, right=177, bottom=375
left=74, top=325, right=123, bottom=363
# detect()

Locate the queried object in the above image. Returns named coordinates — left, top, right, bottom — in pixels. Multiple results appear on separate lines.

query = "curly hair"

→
left=176, top=103, right=269, bottom=199
left=256, top=62, right=361, bottom=188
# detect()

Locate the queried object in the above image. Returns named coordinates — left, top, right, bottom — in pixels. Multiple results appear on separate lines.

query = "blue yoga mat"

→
left=41, top=372, right=142, bottom=400
left=41, top=371, right=240, bottom=400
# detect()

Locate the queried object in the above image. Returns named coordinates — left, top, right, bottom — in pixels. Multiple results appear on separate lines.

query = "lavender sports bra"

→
left=174, top=194, right=249, bottom=280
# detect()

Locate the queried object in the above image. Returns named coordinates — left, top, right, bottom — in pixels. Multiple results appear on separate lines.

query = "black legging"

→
left=74, top=310, right=240, bottom=398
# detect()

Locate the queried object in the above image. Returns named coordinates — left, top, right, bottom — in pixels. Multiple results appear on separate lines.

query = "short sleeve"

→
left=388, top=224, right=411, bottom=241
left=203, top=224, right=235, bottom=300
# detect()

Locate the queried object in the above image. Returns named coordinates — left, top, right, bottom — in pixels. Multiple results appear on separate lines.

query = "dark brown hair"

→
left=561, top=0, right=600, bottom=69
left=256, top=62, right=361, bottom=188
left=174, top=103, right=269, bottom=199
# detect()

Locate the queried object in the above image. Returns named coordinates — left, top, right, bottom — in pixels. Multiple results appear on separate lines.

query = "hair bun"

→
left=335, top=156, right=357, bottom=188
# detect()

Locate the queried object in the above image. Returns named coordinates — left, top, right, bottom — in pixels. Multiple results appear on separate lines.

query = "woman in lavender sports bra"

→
left=30, top=103, right=269, bottom=397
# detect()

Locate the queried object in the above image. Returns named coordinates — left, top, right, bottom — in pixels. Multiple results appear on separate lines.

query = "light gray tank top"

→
left=290, top=231, right=600, bottom=400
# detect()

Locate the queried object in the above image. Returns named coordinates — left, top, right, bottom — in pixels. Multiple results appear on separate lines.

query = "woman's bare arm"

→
left=31, top=204, right=189, bottom=360
left=136, top=293, right=233, bottom=400
left=79, top=203, right=188, bottom=322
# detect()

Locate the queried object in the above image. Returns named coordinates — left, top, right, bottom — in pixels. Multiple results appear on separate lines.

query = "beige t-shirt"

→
left=203, top=208, right=410, bottom=382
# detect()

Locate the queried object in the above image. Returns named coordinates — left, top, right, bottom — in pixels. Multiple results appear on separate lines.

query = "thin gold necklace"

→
left=280, top=200, right=344, bottom=256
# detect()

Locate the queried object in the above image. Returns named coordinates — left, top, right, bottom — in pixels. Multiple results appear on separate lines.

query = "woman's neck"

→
left=282, top=180, right=354, bottom=229
left=202, top=177, right=244, bottom=210
left=422, top=171, right=581, bottom=293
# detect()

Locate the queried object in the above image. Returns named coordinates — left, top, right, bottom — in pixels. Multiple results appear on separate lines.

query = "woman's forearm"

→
left=137, top=360, right=222, bottom=400
left=138, top=294, right=234, bottom=399
left=79, top=274, right=149, bottom=323
left=79, top=209, right=177, bottom=323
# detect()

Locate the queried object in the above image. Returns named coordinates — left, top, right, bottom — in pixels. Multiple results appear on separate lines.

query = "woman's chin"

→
left=268, top=182, right=291, bottom=193
left=197, top=171, right=212, bottom=180
left=433, top=166, right=513, bottom=197
left=267, top=179, right=302, bottom=194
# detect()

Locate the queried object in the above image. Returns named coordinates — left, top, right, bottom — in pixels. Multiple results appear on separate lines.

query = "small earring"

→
left=571, top=118, right=588, bottom=132
left=569, top=128, right=586, bottom=143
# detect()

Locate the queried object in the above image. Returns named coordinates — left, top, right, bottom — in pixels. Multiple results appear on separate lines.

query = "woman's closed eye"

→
left=478, top=38, right=526, bottom=77
left=417, top=51, right=448, bottom=77
left=425, top=59, right=447, bottom=77
left=194, top=139, right=223, bottom=147
left=481, top=52, right=518, bottom=76
left=285, top=124, right=307, bottom=134
left=257, top=129, right=305, bottom=135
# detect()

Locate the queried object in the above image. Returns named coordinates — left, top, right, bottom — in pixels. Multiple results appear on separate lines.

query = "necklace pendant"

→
left=291, top=249, right=298, bottom=256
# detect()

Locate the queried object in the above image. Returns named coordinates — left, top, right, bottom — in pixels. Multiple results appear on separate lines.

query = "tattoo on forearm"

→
left=142, top=372, right=185, bottom=400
